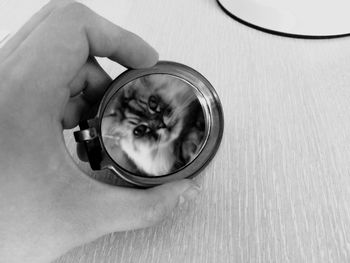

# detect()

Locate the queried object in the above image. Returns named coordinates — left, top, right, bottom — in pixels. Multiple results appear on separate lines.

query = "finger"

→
left=79, top=179, right=201, bottom=239
left=69, top=57, right=112, bottom=102
left=63, top=59, right=112, bottom=129
left=85, top=18, right=159, bottom=69
left=0, top=0, right=73, bottom=61
left=11, top=2, right=158, bottom=88
left=62, top=95, right=88, bottom=129
left=63, top=95, right=101, bottom=129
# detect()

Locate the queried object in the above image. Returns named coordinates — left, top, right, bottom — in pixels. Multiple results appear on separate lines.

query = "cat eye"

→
left=74, top=61, right=224, bottom=187
left=133, top=125, right=148, bottom=137
left=148, top=95, right=159, bottom=111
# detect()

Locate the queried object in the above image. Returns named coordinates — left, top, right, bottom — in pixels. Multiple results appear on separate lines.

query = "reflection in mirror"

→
left=101, top=74, right=206, bottom=177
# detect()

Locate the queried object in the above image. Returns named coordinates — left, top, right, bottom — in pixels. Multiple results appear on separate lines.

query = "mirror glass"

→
left=218, top=0, right=350, bottom=37
left=101, top=74, right=206, bottom=177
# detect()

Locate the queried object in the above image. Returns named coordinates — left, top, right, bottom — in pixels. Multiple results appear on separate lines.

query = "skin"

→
left=0, top=1, right=200, bottom=262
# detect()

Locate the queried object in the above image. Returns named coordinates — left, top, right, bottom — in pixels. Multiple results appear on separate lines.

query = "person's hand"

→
left=0, top=1, right=201, bottom=262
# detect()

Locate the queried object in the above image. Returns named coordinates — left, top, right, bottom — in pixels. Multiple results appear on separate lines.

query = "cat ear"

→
left=181, top=141, right=198, bottom=162
left=140, top=75, right=151, bottom=87
left=123, top=83, right=132, bottom=98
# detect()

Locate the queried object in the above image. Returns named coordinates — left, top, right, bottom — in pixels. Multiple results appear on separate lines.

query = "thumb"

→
left=73, top=179, right=201, bottom=243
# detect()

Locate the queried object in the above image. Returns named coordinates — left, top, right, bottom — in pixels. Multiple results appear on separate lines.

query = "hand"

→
left=0, top=1, right=201, bottom=262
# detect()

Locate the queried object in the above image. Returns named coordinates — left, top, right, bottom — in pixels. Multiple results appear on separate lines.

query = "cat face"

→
left=101, top=74, right=205, bottom=176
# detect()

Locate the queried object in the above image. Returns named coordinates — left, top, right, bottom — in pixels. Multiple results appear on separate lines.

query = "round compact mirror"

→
left=74, top=61, right=224, bottom=187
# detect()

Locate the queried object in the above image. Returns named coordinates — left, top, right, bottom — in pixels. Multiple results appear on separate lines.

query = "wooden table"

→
left=2, top=0, right=350, bottom=262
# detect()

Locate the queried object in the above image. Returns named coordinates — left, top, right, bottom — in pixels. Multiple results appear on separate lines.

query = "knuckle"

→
left=64, top=2, right=90, bottom=14
left=57, top=2, right=91, bottom=23
left=70, top=2, right=90, bottom=15
left=48, top=2, right=91, bottom=55
left=143, top=200, right=169, bottom=225
left=48, top=0, right=75, bottom=8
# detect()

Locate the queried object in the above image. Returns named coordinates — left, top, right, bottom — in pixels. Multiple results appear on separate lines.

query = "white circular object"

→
left=217, top=0, right=350, bottom=38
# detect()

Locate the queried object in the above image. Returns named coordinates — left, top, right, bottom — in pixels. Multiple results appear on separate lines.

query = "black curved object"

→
left=216, top=0, right=350, bottom=39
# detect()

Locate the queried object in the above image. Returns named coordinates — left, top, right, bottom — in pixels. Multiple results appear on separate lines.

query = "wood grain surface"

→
left=2, top=0, right=350, bottom=262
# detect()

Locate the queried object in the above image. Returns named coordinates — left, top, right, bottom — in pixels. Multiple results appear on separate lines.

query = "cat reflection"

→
left=101, top=74, right=205, bottom=177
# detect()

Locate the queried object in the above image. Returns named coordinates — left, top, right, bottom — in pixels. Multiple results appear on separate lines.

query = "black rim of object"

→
left=216, top=0, right=350, bottom=40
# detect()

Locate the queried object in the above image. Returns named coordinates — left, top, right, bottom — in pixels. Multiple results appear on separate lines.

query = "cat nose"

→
left=150, top=132, right=159, bottom=141
left=149, top=119, right=166, bottom=129
left=157, top=122, right=166, bottom=129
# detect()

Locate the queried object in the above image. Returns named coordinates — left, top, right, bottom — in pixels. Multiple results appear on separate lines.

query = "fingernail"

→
left=178, top=184, right=201, bottom=206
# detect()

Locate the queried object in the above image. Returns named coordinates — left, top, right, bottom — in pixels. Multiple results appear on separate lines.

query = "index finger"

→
left=7, top=2, right=158, bottom=86
left=0, top=0, right=74, bottom=61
